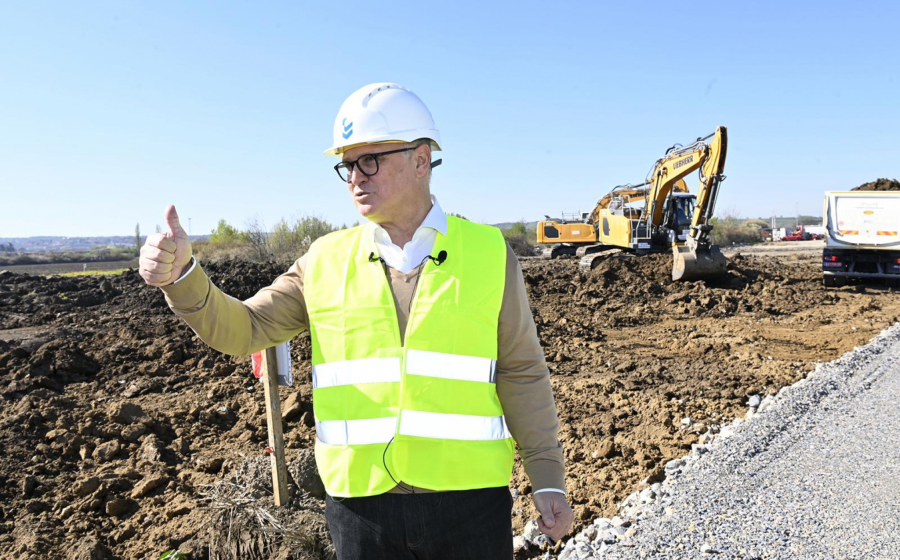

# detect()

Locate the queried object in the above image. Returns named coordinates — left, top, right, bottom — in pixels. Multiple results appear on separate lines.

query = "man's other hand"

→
left=139, top=204, right=193, bottom=287
left=533, top=492, right=574, bottom=542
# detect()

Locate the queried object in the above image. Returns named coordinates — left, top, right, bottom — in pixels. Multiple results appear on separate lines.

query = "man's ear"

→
left=415, top=144, right=432, bottom=178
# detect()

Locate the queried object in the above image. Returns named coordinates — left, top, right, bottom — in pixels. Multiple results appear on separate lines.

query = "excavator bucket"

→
left=672, top=244, right=727, bottom=281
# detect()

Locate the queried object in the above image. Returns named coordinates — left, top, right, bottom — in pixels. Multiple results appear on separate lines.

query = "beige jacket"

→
left=161, top=244, right=565, bottom=493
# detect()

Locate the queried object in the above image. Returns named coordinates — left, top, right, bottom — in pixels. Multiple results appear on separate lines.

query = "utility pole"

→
left=796, top=203, right=799, bottom=228
left=188, top=218, right=192, bottom=237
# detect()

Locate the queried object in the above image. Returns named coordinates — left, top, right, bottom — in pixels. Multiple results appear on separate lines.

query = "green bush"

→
left=506, top=221, right=527, bottom=237
left=707, top=211, right=763, bottom=246
left=711, top=225, right=762, bottom=246
left=742, top=218, right=770, bottom=231
left=267, top=216, right=336, bottom=262
left=501, top=220, right=537, bottom=257
left=192, top=239, right=254, bottom=263
left=505, top=234, right=536, bottom=257
left=195, top=215, right=337, bottom=265
left=208, top=219, right=242, bottom=245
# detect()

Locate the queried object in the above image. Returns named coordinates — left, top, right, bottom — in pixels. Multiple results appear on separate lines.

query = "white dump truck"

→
left=822, top=190, right=900, bottom=286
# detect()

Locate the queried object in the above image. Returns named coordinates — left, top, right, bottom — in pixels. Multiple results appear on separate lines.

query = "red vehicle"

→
left=783, top=226, right=821, bottom=241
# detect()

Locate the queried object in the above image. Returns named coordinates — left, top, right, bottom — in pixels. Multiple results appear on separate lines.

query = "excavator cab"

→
left=661, top=192, right=726, bottom=280
left=662, top=194, right=695, bottom=243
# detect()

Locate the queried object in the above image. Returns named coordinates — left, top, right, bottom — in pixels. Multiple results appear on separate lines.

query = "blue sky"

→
left=2, top=1, right=898, bottom=238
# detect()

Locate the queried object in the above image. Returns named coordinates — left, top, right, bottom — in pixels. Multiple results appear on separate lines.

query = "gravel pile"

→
left=550, top=323, right=900, bottom=559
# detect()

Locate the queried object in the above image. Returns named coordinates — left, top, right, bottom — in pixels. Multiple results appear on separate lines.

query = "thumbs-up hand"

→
left=139, top=204, right=194, bottom=287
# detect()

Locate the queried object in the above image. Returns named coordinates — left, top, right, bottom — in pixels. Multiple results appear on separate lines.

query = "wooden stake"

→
left=263, top=346, right=290, bottom=506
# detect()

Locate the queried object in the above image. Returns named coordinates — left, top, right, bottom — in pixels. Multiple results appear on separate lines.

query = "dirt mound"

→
left=524, top=252, right=828, bottom=337
left=1, top=252, right=898, bottom=559
left=852, top=178, right=900, bottom=191
left=0, top=264, right=316, bottom=559
left=0, top=261, right=286, bottom=330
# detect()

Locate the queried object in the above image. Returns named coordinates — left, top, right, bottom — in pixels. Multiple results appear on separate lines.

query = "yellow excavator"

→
left=536, top=126, right=728, bottom=281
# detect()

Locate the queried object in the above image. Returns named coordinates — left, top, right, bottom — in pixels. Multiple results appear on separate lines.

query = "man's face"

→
left=342, top=143, right=425, bottom=223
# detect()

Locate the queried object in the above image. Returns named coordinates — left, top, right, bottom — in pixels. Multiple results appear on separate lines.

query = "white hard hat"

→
left=324, top=83, right=442, bottom=156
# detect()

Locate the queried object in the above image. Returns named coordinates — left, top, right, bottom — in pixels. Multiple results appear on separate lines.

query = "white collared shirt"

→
left=370, top=195, right=447, bottom=273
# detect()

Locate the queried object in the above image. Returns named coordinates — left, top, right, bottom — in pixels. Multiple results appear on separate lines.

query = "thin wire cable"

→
left=380, top=254, right=437, bottom=495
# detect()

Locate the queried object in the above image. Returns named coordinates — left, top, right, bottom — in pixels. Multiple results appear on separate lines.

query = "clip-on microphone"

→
left=427, top=250, right=448, bottom=266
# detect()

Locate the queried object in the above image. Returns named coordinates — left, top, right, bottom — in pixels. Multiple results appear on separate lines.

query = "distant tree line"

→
left=0, top=245, right=138, bottom=266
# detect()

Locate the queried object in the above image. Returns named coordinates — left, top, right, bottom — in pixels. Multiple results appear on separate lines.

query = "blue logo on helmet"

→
left=342, top=118, right=353, bottom=140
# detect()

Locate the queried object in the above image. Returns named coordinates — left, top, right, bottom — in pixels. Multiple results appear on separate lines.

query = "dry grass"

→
left=55, top=268, right=131, bottom=277
left=505, top=234, right=538, bottom=257
left=194, top=242, right=261, bottom=265
left=712, top=225, right=763, bottom=246
left=196, top=457, right=333, bottom=560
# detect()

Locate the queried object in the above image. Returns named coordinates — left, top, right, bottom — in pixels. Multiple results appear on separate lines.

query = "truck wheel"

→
left=823, top=275, right=835, bottom=287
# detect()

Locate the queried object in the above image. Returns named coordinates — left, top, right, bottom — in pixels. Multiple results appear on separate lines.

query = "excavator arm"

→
left=689, top=127, right=728, bottom=239
left=671, top=126, right=728, bottom=280
left=644, top=129, right=724, bottom=230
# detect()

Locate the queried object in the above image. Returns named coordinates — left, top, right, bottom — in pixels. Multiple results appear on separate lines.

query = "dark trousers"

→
left=325, top=487, right=514, bottom=560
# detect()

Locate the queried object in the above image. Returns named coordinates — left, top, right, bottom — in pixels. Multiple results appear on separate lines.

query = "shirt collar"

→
left=421, top=195, right=448, bottom=236
left=369, top=195, right=448, bottom=240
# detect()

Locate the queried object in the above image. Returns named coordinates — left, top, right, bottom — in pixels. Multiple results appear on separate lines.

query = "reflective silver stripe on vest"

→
left=398, top=410, right=511, bottom=441
left=312, top=357, right=402, bottom=389
left=405, top=349, right=497, bottom=384
left=315, top=417, right=397, bottom=445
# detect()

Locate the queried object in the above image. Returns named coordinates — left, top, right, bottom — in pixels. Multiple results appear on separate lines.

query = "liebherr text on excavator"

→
left=536, top=126, right=728, bottom=281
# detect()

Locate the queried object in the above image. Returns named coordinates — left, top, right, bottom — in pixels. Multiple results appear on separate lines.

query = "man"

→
left=140, top=83, right=573, bottom=559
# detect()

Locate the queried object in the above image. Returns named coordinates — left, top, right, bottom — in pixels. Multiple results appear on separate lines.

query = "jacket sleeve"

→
left=159, top=255, right=309, bottom=356
left=495, top=244, right=567, bottom=493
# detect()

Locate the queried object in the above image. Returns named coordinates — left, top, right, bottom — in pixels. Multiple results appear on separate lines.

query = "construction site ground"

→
left=1, top=239, right=898, bottom=559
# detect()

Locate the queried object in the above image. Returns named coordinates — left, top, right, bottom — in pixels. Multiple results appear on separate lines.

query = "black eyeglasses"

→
left=334, top=147, right=417, bottom=183
left=334, top=147, right=444, bottom=183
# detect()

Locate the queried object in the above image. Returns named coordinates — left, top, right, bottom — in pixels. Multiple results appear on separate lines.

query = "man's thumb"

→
left=539, top=504, right=556, bottom=527
left=165, top=204, right=186, bottom=238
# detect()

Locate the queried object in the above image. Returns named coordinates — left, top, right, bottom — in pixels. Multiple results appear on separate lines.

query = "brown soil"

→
left=1, top=253, right=898, bottom=559
left=851, top=177, right=900, bottom=191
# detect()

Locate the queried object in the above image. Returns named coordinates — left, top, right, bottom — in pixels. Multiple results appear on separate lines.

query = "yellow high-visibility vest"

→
left=304, top=216, right=515, bottom=497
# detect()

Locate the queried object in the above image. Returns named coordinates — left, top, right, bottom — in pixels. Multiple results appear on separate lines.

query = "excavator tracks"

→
left=578, top=248, right=623, bottom=270
left=540, top=245, right=582, bottom=259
